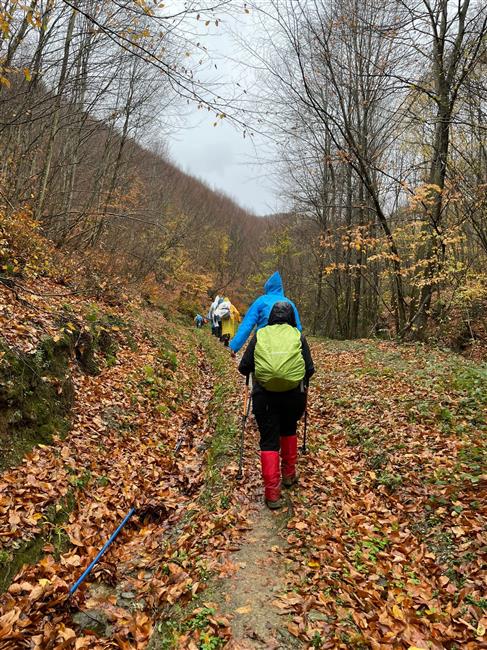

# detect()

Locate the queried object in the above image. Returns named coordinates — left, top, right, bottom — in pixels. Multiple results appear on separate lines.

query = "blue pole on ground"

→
left=69, top=506, right=136, bottom=596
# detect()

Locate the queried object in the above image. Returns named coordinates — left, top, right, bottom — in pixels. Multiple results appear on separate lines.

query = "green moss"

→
left=0, top=490, right=75, bottom=593
left=158, top=336, right=178, bottom=371
left=0, top=336, right=75, bottom=471
left=0, top=535, right=46, bottom=593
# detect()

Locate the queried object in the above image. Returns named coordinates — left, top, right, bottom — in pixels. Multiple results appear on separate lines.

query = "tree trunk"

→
left=35, top=3, right=77, bottom=221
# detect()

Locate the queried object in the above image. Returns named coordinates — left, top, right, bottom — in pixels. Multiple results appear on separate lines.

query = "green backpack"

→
left=254, top=323, right=305, bottom=392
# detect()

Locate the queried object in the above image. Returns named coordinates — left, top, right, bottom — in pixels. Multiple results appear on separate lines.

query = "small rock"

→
left=308, top=609, right=328, bottom=622
left=73, top=609, right=110, bottom=636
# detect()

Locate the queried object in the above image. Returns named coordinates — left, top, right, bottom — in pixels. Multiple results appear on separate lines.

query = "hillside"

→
left=1, top=75, right=265, bottom=305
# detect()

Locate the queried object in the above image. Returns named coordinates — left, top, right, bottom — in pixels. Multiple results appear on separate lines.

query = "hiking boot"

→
left=265, top=497, right=284, bottom=510
left=282, top=474, right=298, bottom=488
left=260, top=450, right=281, bottom=504
left=280, top=436, right=298, bottom=488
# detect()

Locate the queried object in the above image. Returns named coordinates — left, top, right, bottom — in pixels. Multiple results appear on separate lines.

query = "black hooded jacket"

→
left=238, top=301, right=315, bottom=391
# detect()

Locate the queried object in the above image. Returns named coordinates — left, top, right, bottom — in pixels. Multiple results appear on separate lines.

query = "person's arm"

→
left=238, top=334, right=257, bottom=376
left=229, top=298, right=261, bottom=353
left=301, top=335, right=315, bottom=382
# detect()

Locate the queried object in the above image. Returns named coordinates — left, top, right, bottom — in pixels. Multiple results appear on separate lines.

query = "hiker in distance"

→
left=215, top=297, right=241, bottom=346
left=208, top=295, right=223, bottom=338
left=194, top=313, right=205, bottom=328
left=238, top=301, right=314, bottom=510
left=229, top=271, right=301, bottom=356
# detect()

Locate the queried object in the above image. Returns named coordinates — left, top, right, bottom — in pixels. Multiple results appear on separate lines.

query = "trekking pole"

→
left=69, top=506, right=136, bottom=596
left=301, top=387, right=309, bottom=455
left=236, top=375, right=252, bottom=481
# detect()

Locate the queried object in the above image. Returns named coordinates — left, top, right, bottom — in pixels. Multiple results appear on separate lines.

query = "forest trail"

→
left=168, top=334, right=485, bottom=649
left=222, top=504, right=292, bottom=648
left=214, top=444, right=302, bottom=650
left=0, top=290, right=486, bottom=649
left=259, top=339, right=486, bottom=650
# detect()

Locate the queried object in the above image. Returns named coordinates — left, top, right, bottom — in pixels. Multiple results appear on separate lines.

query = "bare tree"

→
left=250, top=0, right=487, bottom=338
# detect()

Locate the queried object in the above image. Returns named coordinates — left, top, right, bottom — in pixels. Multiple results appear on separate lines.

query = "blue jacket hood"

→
left=229, top=271, right=301, bottom=353
left=264, top=272, right=284, bottom=296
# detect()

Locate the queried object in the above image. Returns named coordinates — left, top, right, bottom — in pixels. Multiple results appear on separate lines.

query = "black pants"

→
left=252, top=390, right=306, bottom=452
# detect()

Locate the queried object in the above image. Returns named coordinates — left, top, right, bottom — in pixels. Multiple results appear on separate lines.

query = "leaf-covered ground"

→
left=0, top=279, right=249, bottom=648
left=274, top=340, right=486, bottom=649
left=1, top=280, right=486, bottom=650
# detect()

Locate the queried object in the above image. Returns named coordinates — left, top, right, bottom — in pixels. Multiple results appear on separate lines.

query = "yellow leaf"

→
left=392, top=604, right=405, bottom=621
left=308, top=560, right=320, bottom=568
left=23, top=67, right=32, bottom=81
left=477, top=623, right=486, bottom=637
left=235, top=605, right=252, bottom=614
left=38, top=578, right=51, bottom=586
left=451, top=526, right=466, bottom=537
left=287, top=622, right=300, bottom=637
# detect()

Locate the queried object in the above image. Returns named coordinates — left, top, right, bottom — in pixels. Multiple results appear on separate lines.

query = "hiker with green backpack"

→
left=238, top=301, right=315, bottom=510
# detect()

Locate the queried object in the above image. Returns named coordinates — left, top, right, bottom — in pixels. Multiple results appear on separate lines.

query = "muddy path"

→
left=219, top=502, right=302, bottom=649
left=207, top=407, right=304, bottom=650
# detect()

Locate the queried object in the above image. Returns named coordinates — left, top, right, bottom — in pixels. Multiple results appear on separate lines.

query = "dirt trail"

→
left=214, top=424, right=303, bottom=650
left=222, top=504, right=301, bottom=649
left=2, top=328, right=484, bottom=648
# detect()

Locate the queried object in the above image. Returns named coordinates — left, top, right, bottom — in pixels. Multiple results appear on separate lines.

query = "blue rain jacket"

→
left=229, top=272, right=302, bottom=353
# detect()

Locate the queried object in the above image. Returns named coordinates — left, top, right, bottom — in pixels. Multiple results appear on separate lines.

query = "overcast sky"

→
left=166, top=8, right=280, bottom=217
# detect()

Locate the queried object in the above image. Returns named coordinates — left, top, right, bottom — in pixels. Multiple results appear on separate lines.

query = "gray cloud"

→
left=165, top=10, right=279, bottom=216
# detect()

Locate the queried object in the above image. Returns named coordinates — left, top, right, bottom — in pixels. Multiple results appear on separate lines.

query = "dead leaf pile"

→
left=270, top=341, right=486, bottom=649
left=2, top=275, right=485, bottom=650
left=0, top=281, right=250, bottom=648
